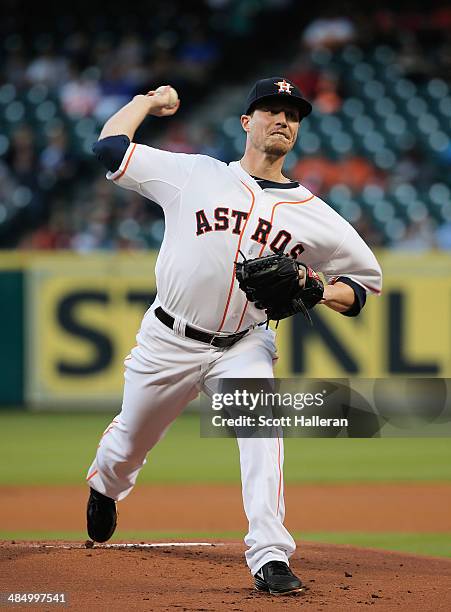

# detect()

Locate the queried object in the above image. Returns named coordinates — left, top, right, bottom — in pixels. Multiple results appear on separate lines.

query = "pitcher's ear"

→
left=241, top=114, right=251, bottom=133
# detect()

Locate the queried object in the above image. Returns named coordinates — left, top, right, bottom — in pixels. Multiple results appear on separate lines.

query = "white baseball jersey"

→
left=108, top=144, right=382, bottom=333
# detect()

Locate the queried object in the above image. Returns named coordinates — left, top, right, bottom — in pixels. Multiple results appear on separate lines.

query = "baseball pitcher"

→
left=86, top=77, right=382, bottom=595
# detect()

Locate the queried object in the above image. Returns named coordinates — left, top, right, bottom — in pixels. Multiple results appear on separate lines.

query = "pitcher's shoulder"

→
left=193, top=154, right=228, bottom=169
left=290, top=181, right=316, bottom=201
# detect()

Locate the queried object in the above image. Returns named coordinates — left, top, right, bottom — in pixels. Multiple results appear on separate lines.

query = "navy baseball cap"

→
left=244, top=77, right=312, bottom=120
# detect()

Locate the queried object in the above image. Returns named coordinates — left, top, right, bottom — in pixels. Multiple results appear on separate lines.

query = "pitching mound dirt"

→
left=1, top=541, right=450, bottom=611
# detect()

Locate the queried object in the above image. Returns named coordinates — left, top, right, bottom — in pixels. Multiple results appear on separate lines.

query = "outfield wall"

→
left=0, top=251, right=449, bottom=408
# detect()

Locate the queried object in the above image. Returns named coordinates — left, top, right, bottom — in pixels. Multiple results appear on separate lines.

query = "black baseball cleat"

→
left=254, top=561, right=305, bottom=595
left=86, top=488, right=117, bottom=542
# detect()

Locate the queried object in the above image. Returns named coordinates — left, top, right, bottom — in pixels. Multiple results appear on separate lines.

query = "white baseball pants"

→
left=86, top=306, right=296, bottom=574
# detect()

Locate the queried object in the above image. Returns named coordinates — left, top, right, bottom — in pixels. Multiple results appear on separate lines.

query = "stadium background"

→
left=1, top=0, right=450, bottom=563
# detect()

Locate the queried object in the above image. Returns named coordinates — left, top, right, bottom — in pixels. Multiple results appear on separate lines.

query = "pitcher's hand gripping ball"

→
left=154, top=85, right=179, bottom=108
left=235, top=253, right=324, bottom=324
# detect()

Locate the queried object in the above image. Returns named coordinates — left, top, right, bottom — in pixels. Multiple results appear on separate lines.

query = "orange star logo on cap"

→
left=275, top=79, right=293, bottom=94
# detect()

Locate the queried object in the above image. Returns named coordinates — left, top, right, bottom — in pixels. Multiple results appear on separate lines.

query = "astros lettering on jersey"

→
left=108, top=146, right=381, bottom=333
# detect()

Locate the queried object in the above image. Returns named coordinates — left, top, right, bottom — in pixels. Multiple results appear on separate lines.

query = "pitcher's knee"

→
left=97, top=438, right=144, bottom=470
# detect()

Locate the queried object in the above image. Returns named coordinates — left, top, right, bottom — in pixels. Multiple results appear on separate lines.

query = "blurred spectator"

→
left=337, top=154, right=385, bottom=192
left=354, top=214, right=385, bottom=248
left=116, top=34, right=145, bottom=70
left=291, top=154, right=335, bottom=195
left=312, top=72, right=342, bottom=114
left=59, top=68, right=101, bottom=117
left=6, top=125, right=38, bottom=180
left=287, top=56, right=320, bottom=99
left=392, top=219, right=436, bottom=251
left=397, top=33, right=434, bottom=83
left=5, top=125, right=44, bottom=222
left=39, top=125, right=79, bottom=189
left=190, top=125, right=229, bottom=161
left=177, top=28, right=219, bottom=84
left=291, top=153, right=383, bottom=196
left=302, top=15, right=356, bottom=50
left=19, top=207, right=72, bottom=250
left=26, top=46, right=70, bottom=88
left=389, top=146, right=436, bottom=190
left=71, top=199, right=116, bottom=252
left=94, top=65, right=140, bottom=123
left=159, top=122, right=196, bottom=154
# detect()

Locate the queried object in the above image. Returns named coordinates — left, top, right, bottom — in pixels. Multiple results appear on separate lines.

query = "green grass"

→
left=297, top=532, right=451, bottom=559
left=0, top=530, right=449, bottom=558
left=0, top=411, right=450, bottom=485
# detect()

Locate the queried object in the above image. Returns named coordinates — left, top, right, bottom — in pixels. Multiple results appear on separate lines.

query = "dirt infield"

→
left=1, top=482, right=451, bottom=533
left=1, top=540, right=451, bottom=611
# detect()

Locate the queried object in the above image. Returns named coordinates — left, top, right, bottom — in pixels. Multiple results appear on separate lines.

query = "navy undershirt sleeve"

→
left=92, top=135, right=131, bottom=172
left=335, top=276, right=367, bottom=317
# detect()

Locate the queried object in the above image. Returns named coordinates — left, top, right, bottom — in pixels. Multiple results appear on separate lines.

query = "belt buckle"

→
left=209, top=333, right=224, bottom=347
left=210, top=329, right=247, bottom=348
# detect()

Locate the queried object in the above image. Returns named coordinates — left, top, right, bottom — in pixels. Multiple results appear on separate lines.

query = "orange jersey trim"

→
left=267, top=195, right=315, bottom=226
left=234, top=300, right=249, bottom=333
left=276, top=437, right=282, bottom=515
left=113, top=142, right=137, bottom=181
left=362, top=283, right=381, bottom=295
left=217, top=181, right=255, bottom=333
left=86, top=469, right=98, bottom=482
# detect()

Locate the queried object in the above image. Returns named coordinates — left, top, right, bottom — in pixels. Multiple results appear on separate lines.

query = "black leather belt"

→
left=154, top=307, right=249, bottom=348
